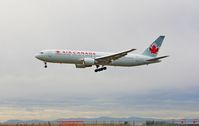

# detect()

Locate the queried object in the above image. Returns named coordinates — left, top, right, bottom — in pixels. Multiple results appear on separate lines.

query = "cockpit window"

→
left=40, top=52, right=44, bottom=54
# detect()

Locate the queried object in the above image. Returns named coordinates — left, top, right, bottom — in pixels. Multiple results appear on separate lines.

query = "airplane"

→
left=35, top=36, right=168, bottom=72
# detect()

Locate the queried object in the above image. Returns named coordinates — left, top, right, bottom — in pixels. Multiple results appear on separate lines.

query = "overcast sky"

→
left=0, top=0, right=199, bottom=121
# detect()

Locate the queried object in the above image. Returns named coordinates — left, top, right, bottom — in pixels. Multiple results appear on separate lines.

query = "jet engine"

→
left=75, top=58, right=95, bottom=68
left=83, top=58, right=95, bottom=66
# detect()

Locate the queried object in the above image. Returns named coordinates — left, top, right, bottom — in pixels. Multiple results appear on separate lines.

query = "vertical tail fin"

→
left=143, top=36, right=165, bottom=57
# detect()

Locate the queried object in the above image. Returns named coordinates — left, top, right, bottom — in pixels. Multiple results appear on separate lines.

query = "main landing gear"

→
left=94, top=65, right=107, bottom=72
left=44, top=62, right=47, bottom=68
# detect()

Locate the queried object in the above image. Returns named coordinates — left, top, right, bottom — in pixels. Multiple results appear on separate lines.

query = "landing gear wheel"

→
left=44, top=62, right=47, bottom=68
left=94, top=66, right=107, bottom=72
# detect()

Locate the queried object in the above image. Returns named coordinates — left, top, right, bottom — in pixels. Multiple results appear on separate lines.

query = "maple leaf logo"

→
left=149, top=44, right=159, bottom=54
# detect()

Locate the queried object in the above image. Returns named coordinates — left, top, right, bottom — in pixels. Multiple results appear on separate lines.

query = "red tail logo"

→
left=149, top=44, right=159, bottom=54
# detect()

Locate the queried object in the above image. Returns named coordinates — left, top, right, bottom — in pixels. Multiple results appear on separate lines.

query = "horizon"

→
left=2, top=116, right=199, bottom=122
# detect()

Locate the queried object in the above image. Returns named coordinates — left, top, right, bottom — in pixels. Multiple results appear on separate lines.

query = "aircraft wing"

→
left=95, top=49, right=136, bottom=64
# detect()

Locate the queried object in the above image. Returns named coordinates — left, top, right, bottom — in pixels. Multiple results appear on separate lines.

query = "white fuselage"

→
left=35, top=50, right=160, bottom=67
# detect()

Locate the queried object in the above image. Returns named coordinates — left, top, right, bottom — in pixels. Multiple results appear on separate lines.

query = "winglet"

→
left=127, top=48, right=136, bottom=53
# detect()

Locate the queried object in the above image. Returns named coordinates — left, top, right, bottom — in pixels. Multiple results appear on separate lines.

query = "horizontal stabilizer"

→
left=146, top=55, right=169, bottom=62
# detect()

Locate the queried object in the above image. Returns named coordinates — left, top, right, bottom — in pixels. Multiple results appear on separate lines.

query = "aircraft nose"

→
left=35, top=54, right=42, bottom=59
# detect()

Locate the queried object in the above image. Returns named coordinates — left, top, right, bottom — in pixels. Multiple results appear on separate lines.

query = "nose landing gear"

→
left=44, top=62, right=47, bottom=68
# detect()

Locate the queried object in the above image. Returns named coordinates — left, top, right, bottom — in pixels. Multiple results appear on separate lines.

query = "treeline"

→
left=145, top=120, right=175, bottom=126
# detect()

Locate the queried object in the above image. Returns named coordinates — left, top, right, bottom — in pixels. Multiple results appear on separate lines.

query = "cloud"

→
left=1, top=86, right=199, bottom=121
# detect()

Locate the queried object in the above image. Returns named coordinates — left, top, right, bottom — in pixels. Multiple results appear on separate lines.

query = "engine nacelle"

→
left=83, top=58, right=95, bottom=66
left=75, top=64, right=88, bottom=68
left=75, top=58, right=95, bottom=68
